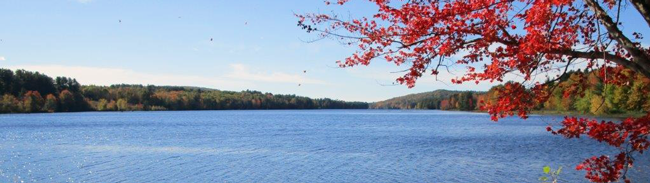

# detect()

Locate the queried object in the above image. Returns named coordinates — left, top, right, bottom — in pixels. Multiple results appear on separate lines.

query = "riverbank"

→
left=2, top=108, right=647, bottom=120
left=529, top=110, right=646, bottom=119
left=441, top=109, right=646, bottom=119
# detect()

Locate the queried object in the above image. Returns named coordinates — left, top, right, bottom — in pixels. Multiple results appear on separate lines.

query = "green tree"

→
left=574, top=90, right=593, bottom=113
left=96, top=99, right=108, bottom=111
left=612, top=85, right=629, bottom=111
left=603, top=85, right=620, bottom=113
left=116, top=99, right=129, bottom=111
left=58, top=90, right=75, bottom=112
left=0, top=94, right=20, bottom=113
left=590, top=95, right=608, bottom=115
left=43, top=94, right=58, bottom=112
left=626, top=82, right=647, bottom=111
left=22, top=91, right=45, bottom=113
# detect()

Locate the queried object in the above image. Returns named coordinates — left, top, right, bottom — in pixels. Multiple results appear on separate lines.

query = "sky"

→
left=0, top=0, right=648, bottom=102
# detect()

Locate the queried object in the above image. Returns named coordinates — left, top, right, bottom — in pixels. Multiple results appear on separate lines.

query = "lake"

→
left=0, top=110, right=648, bottom=182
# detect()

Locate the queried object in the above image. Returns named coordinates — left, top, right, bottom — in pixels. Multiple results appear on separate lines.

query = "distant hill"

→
left=371, top=90, right=484, bottom=110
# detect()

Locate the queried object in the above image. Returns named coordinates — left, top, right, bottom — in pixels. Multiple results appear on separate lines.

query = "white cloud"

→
left=227, top=64, right=328, bottom=85
left=4, top=64, right=329, bottom=91
left=341, top=61, right=552, bottom=92
left=5, top=65, right=251, bottom=90
left=0, top=56, right=5, bottom=61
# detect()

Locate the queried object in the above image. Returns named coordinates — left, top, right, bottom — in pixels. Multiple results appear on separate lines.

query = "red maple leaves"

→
left=480, top=82, right=536, bottom=121
left=300, top=0, right=650, bottom=182
left=549, top=114, right=650, bottom=182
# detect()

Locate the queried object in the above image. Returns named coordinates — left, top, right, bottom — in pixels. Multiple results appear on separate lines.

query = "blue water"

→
left=0, top=110, right=648, bottom=183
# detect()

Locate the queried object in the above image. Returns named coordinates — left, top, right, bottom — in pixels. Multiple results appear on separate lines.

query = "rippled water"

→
left=0, top=110, right=648, bottom=182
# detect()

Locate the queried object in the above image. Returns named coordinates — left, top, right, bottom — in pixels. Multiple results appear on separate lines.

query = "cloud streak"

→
left=227, top=64, right=328, bottom=85
left=5, top=64, right=329, bottom=90
left=6, top=65, right=250, bottom=89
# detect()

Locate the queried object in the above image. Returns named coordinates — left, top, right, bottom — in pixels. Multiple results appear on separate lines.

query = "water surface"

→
left=1, top=110, right=648, bottom=182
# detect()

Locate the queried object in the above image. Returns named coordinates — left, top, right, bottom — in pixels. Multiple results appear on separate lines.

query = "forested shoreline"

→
left=371, top=90, right=483, bottom=111
left=0, top=68, right=368, bottom=113
left=372, top=68, right=650, bottom=116
left=3, top=68, right=649, bottom=116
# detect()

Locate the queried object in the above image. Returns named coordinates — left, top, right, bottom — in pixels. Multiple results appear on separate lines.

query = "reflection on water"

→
left=0, top=110, right=648, bottom=183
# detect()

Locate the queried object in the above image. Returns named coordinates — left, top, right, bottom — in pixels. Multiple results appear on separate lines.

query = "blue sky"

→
left=1, top=0, right=648, bottom=102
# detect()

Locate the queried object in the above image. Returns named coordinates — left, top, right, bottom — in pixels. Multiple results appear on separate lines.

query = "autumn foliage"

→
left=550, top=114, right=650, bottom=182
left=299, top=0, right=650, bottom=181
left=0, top=69, right=369, bottom=113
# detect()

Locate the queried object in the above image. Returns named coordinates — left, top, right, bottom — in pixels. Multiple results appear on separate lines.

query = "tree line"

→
left=370, top=89, right=481, bottom=111
left=372, top=68, right=650, bottom=115
left=4, top=67, right=647, bottom=115
left=0, top=68, right=368, bottom=113
left=483, top=69, right=650, bottom=115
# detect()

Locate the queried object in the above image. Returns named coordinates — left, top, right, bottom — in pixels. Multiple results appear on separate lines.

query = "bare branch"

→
left=584, top=0, right=650, bottom=74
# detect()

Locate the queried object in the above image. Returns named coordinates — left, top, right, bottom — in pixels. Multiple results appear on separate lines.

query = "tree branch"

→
left=556, top=49, right=650, bottom=78
left=584, top=0, right=650, bottom=75
left=629, top=0, right=650, bottom=27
